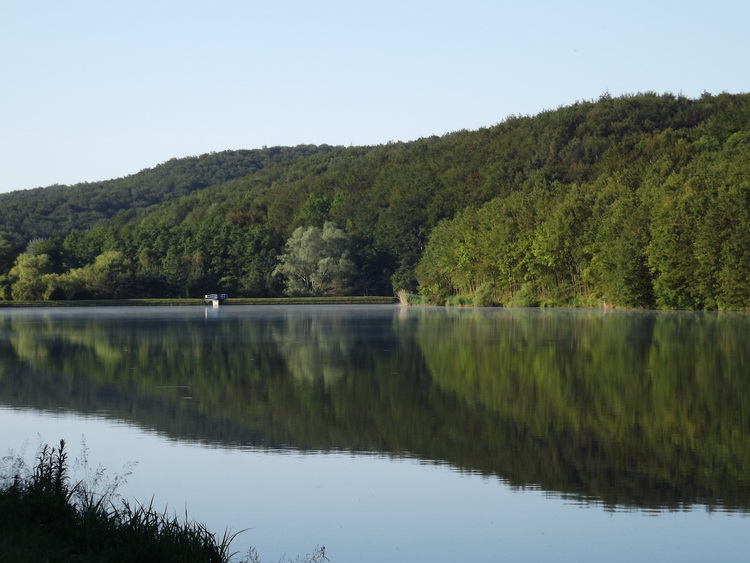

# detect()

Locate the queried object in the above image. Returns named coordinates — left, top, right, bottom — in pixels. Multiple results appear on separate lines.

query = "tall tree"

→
left=9, top=254, right=54, bottom=300
left=274, top=222, right=355, bottom=296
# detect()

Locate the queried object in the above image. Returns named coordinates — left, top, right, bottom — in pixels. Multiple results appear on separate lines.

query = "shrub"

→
left=473, top=283, right=496, bottom=307
left=446, top=294, right=473, bottom=307
left=510, top=282, right=540, bottom=307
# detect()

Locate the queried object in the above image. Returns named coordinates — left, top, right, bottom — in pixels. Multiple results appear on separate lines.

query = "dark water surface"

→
left=1, top=305, right=748, bottom=561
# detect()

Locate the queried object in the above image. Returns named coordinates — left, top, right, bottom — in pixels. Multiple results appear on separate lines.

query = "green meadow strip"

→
left=0, top=296, right=397, bottom=307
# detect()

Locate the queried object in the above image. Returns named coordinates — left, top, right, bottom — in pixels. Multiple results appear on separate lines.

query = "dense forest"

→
left=1, top=91, right=750, bottom=309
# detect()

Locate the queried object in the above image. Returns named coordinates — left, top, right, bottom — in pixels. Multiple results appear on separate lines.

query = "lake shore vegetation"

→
left=1, top=92, right=749, bottom=310
left=0, top=440, right=240, bottom=562
left=0, top=296, right=396, bottom=308
left=0, top=440, right=328, bottom=562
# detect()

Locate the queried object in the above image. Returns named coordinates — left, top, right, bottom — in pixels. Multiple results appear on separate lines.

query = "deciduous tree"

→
left=274, top=222, right=354, bottom=296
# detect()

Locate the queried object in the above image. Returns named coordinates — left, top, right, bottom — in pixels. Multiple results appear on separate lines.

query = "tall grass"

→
left=0, top=440, right=328, bottom=562
left=445, top=295, right=473, bottom=307
left=396, top=289, right=424, bottom=306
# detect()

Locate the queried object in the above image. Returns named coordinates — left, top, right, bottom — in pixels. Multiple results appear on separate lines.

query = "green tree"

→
left=294, top=192, right=330, bottom=227
left=9, top=253, right=54, bottom=300
left=274, top=222, right=354, bottom=296
left=588, top=180, right=654, bottom=307
left=88, top=250, right=134, bottom=298
left=415, top=218, right=461, bottom=304
left=0, top=231, right=23, bottom=274
left=25, top=237, right=66, bottom=273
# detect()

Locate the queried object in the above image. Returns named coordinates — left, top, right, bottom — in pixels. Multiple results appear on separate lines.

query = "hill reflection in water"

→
left=1, top=304, right=748, bottom=511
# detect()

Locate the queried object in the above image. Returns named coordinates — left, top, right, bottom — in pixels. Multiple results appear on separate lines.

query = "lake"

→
left=1, top=304, right=748, bottom=561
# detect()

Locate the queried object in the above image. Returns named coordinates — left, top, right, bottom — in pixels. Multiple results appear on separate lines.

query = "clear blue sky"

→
left=1, top=0, right=747, bottom=193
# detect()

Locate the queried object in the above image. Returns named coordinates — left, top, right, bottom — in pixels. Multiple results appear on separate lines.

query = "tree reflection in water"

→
left=0, top=305, right=748, bottom=511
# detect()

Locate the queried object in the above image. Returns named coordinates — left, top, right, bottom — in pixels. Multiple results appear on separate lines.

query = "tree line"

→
left=0, top=145, right=332, bottom=241
left=1, top=91, right=749, bottom=308
left=416, top=97, right=750, bottom=309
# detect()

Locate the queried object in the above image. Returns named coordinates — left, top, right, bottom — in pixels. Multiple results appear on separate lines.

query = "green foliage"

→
left=509, top=282, right=540, bottom=307
left=274, top=223, right=355, bottom=296
left=473, top=282, right=496, bottom=307
left=0, top=441, right=325, bottom=563
left=446, top=294, right=473, bottom=307
left=8, top=253, right=55, bottom=300
left=0, top=439, right=233, bottom=562
left=0, top=147, right=331, bottom=241
left=0, top=231, right=23, bottom=273
left=415, top=93, right=750, bottom=309
left=3, top=92, right=750, bottom=308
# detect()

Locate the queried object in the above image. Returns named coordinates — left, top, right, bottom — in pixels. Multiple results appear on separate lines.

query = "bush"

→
left=473, top=283, right=496, bottom=307
left=446, top=294, right=473, bottom=307
left=418, top=283, right=448, bottom=305
left=509, top=282, right=539, bottom=307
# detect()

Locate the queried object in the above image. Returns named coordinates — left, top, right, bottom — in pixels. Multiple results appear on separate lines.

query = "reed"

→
left=445, top=294, right=473, bottom=307
left=396, top=289, right=425, bottom=306
left=0, top=440, right=327, bottom=562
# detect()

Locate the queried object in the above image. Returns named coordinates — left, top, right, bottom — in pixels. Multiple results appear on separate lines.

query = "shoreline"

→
left=0, top=296, right=397, bottom=307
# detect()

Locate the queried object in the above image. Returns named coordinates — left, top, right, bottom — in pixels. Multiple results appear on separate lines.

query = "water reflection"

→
left=1, top=305, right=748, bottom=511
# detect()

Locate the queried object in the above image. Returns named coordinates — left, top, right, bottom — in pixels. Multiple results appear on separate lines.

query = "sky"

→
left=1, top=0, right=748, bottom=193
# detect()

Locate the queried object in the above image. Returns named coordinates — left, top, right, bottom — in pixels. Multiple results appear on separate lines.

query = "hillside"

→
left=0, top=144, right=333, bottom=240
left=1, top=91, right=749, bottom=308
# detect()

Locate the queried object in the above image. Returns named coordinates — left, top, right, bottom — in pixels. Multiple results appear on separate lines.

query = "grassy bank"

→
left=0, top=296, right=396, bottom=307
left=0, top=441, right=327, bottom=562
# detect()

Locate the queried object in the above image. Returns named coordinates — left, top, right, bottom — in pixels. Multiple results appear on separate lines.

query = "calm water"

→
left=1, top=305, right=748, bottom=561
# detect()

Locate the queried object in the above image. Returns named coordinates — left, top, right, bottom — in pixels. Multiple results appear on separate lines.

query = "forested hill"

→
left=2, top=91, right=750, bottom=310
left=0, top=144, right=332, bottom=239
